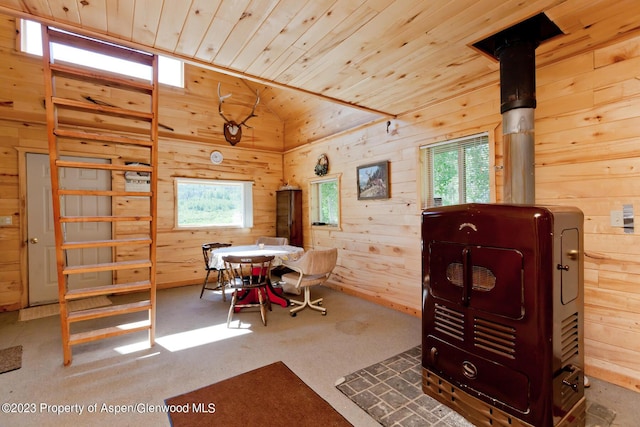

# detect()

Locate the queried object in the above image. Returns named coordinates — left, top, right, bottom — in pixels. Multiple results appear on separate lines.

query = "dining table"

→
left=210, top=244, right=304, bottom=308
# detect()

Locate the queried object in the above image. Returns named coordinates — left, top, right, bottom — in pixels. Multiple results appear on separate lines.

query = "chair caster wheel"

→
left=321, top=311, right=327, bottom=316
left=290, top=312, right=296, bottom=317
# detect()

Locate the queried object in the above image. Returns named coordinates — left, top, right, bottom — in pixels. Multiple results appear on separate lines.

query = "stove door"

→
left=428, top=241, right=524, bottom=319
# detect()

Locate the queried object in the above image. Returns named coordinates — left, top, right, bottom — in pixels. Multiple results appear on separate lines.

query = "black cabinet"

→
left=276, top=189, right=302, bottom=247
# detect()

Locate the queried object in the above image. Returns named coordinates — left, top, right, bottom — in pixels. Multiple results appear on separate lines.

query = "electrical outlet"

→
left=610, top=210, right=624, bottom=227
left=0, top=216, right=12, bottom=226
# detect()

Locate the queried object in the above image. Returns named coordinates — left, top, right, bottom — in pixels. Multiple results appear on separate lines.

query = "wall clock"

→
left=210, top=150, right=223, bottom=165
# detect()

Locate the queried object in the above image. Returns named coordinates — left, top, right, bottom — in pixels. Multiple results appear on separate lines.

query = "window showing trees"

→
left=421, top=133, right=490, bottom=208
left=310, top=176, right=340, bottom=227
left=175, top=178, right=253, bottom=228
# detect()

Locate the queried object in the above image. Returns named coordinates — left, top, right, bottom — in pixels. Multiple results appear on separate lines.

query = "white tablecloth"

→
left=209, top=244, right=304, bottom=269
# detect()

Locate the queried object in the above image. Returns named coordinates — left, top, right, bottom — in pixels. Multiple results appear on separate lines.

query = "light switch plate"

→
left=0, top=216, right=12, bottom=225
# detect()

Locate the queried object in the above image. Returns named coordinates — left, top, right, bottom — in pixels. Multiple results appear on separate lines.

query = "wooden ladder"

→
left=42, top=27, right=158, bottom=366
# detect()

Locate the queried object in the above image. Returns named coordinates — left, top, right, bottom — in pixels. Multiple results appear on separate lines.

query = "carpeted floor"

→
left=0, top=345, right=22, bottom=374
left=166, top=361, right=352, bottom=427
left=18, top=296, right=112, bottom=321
left=336, top=345, right=617, bottom=427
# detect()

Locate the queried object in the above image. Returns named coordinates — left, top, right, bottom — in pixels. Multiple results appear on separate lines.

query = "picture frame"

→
left=357, top=161, right=389, bottom=200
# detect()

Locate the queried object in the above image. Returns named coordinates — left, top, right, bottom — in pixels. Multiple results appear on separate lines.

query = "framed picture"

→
left=357, top=161, right=389, bottom=200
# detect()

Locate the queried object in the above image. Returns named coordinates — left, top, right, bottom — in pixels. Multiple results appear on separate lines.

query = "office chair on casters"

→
left=200, top=242, right=232, bottom=300
left=223, top=254, right=275, bottom=327
left=281, top=248, right=338, bottom=317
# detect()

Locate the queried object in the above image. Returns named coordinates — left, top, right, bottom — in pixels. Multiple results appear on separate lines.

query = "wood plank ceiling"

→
left=1, top=0, right=639, bottom=122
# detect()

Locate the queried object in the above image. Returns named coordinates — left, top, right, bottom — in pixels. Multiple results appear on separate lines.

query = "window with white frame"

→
left=20, top=19, right=184, bottom=88
left=310, top=176, right=340, bottom=227
left=420, top=133, right=490, bottom=209
left=175, top=178, right=253, bottom=228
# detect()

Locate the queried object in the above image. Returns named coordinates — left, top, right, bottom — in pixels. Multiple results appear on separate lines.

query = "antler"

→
left=217, top=83, right=259, bottom=127
left=238, top=90, right=260, bottom=128
left=217, top=82, right=233, bottom=123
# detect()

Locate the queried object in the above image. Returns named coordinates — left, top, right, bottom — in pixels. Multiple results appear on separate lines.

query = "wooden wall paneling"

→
left=173, top=67, right=284, bottom=151
left=0, top=19, right=287, bottom=310
left=282, top=31, right=640, bottom=392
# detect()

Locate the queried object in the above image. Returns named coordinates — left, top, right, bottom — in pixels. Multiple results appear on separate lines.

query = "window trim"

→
left=309, top=173, right=341, bottom=230
left=174, top=177, right=254, bottom=229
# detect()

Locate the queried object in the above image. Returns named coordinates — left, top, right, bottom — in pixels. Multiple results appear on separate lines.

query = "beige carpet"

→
left=0, top=345, right=22, bottom=374
left=18, top=296, right=112, bottom=321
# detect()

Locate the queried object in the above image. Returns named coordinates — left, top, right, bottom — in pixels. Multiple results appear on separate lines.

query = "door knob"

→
left=29, top=237, right=38, bottom=244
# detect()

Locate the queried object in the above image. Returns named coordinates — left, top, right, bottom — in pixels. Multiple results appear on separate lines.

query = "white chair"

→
left=281, top=248, right=338, bottom=317
left=256, top=236, right=288, bottom=246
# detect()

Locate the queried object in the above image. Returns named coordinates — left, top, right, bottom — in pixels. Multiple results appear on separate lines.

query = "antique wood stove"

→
left=421, top=203, right=585, bottom=427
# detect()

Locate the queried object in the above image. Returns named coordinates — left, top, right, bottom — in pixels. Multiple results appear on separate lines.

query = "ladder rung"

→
left=55, top=160, right=153, bottom=173
left=50, top=62, right=154, bottom=93
left=63, top=260, right=152, bottom=275
left=55, top=128, right=153, bottom=146
left=60, top=215, right=153, bottom=223
left=52, top=97, right=154, bottom=121
left=59, top=189, right=152, bottom=197
left=65, top=281, right=152, bottom=300
left=68, top=300, right=152, bottom=323
left=62, top=237, right=152, bottom=250
left=68, top=321, right=152, bottom=346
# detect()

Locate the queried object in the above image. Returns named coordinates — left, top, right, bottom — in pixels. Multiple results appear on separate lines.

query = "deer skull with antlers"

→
left=217, top=83, right=259, bottom=145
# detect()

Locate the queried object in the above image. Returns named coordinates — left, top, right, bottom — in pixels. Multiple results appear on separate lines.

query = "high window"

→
left=175, top=178, right=253, bottom=228
left=20, top=19, right=184, bottom=88
left=310, top=176, right=340, bottom=227
left=420, top=133, right=491, bottom=208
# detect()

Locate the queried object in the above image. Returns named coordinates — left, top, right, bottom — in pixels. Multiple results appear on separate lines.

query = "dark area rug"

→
left=0, top=345, right=22, bottom=374
left=166, top=361, right=352, bottom=427
left=336, top=345, right=616, bottom=427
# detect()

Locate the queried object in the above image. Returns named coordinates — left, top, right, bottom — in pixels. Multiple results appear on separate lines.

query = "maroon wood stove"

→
left=422, top=203, right=585, bottom=427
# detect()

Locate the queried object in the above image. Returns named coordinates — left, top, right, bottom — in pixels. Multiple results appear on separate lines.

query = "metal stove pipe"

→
left=496, top=37, right=538, bottom=204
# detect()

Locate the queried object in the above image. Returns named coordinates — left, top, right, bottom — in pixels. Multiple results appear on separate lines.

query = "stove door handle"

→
left=462, top=247, right=472, bottom=306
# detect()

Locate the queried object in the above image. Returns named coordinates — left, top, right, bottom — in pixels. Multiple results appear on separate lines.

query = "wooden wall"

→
left=284, top=34, right=640, bottom=392
left=0, top=14, right=285, bottom=310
